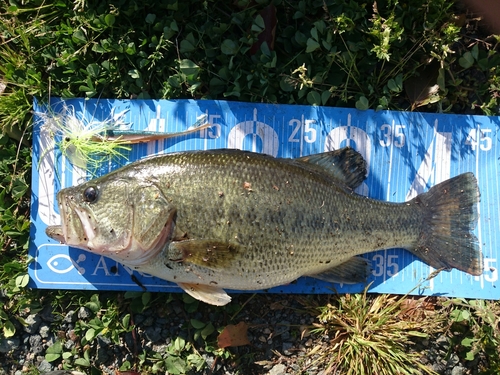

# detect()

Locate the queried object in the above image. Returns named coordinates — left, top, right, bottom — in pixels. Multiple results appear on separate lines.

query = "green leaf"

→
left=387, top=74, right=403, bottom=92
left=355, top=96, right=369, bottom=110
left=104, top=14, right=115, bottom=27
left=179, top=59, right=200, bottom=77
left=311, top=27, right=318, bottom=41
left=221, top=39, right=238, bottom=55
left=461, top=310, right=470, bottom=320
left=125, top=42, right=137, bottom=55
left=128, top=69, right=141, bottom=79
left=122, top=314, right=131, bottom=329
left=11, top=178, right=28, bottom=200
left=201, top=322, right=215, bottom=340
left=62, top=351, right=73, bottom=360
left=254, top=14, right=265, bottom=30
left=465, top=350, right=476, bottom=361
left=294, top=31, right=307, bottom=46
left=45, top=353, right=61, bottom=362
left=141, top=292, right=151, bottom=307
left=3, top=320, right=16, bottom=338
left=145, top=14, right=156, bottom=24
left=307, top=90, right=321, bottom=105
left=85, top=327, right=96, bottom=341
left=173, top=336, right=186, bottom=352
left=86, top=63, right=100, bottom=78
left=180, top=39, right=195, bottom=53
left=459, top=51, right=474, bottom=69
left=280, top=78, right=294, bottom=92
left=321, top=90, right=331, bottom=105
left=45, top=340, right=63, bottom=361
left=461, top=337, right=474, bottom=347
left=471, top=43, right=479, bottom=61
left=306, top=38, right=320, bottom=53
left=119, top=361, right=132, bottom=371
left=72, top=30, right=87, bottom=43
left=190, top=319, right=206, bottom=329
left=165, top=356, right=187, bottom=375
left=0, top=310, right=8, bottom=320
left=85, top=295, right=100, bottom=312
left=15, top=274, right=29, bottom=288
left=74, top=357, right=91, bottom=367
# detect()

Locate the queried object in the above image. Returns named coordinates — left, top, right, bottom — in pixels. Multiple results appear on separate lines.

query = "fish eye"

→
left=83, top=186, right=98, bottom=203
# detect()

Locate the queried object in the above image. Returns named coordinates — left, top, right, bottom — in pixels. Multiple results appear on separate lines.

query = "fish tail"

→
left=410, top=172, right=483, bottom=276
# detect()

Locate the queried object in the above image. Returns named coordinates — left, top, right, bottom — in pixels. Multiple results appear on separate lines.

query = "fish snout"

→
left=46, top=225, right=65, bottom=243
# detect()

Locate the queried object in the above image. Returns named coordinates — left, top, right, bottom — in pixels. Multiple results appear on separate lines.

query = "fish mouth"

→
left=46, top=191, right=88, bottom=248
left=45, top=225, right=65, bottom=243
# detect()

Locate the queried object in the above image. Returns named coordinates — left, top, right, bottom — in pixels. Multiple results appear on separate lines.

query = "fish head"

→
left=46, top=174, right=175, bottom=263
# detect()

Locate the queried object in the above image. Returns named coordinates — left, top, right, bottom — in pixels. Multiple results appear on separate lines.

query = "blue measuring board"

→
left=29, top=98, right=500, bottom=299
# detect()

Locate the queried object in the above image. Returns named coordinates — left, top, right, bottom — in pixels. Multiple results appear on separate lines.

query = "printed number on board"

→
left=380, top=124, right=405, bottom=148
left=465, top=127, right=492, bottom=151
left=372, top=254, right=399, bottom=277
left=484, top=258, right=498, bottom=283
left=289, top=119, right=317, bottom=144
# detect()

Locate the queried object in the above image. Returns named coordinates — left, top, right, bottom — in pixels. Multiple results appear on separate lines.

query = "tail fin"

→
left=409, top=173, right=483, bottom=276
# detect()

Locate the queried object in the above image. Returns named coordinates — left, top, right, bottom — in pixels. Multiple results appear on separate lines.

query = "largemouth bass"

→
left=46, top=148, right=483, bottom=305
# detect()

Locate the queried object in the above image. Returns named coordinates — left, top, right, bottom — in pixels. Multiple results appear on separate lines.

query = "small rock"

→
left=134, top=314, right=146, bottom=325
left=24, top=314, right=42, bottom=334
left=77, top=306, right=91, bottom=320
left=124, top=332, right=135, bottom=349
left=282, top=342, right=293, bottom=355
left=37, top=360, right=53, bottom=372
left=267, top=363, right=286, bottom=375
left=258, top=336, right=267, bottom=343
left=435, top=335, right=449, bottom=348
left=64, top=340, right=75, bottom=350
left=145, top=326, right=162, bottom=343
left=63, top=310, right=77, bottom=324
left=96, top=346, right=110, bottom=363
left=447, top=353, right=460, bottom=367
left=29, top=335, right=43, bottom=355
left=39, top=323, right=51, bottom=338
left=431, top=360, right=447, bottom=374
left=40, top=305, right=55, bottom=322
left=451, top=366, right=465, bottom=375
left=0, top=338, right=20, bottom=353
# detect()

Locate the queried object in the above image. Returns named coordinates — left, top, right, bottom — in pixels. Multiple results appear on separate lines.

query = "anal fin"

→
left=307, top=257, right=371, bottom=284
left=178, top=282, right=231, bottom=306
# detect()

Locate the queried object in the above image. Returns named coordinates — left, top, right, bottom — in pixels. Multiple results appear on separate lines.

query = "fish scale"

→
left=46, top=148, right=483, bottom=306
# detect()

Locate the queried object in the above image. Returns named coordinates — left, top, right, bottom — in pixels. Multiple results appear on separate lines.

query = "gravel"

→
left=0, top=293, right=491, bottom=374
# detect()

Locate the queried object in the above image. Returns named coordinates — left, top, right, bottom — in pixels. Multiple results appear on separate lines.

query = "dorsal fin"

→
left=296, top=147, right=367, bottom=190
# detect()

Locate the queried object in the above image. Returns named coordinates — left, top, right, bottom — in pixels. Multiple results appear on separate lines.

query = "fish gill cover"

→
left=29, top=98, right=500, bottom=299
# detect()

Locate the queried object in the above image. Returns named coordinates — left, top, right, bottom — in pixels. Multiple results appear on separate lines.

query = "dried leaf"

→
left=217, top=322, right=251, bottom=348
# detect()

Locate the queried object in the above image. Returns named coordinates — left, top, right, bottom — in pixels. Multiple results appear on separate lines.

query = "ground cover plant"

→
left=1, top=0, right=499, bottom=374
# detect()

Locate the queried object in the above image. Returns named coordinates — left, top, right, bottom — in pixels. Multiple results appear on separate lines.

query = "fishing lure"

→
left=38, top=103, right=210, bottom=170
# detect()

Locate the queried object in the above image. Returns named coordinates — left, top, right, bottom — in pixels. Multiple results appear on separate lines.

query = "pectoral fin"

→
left=307, top=257, right=371, bottom=284
left=178, top=282, right=231, bottom=306
left=168, top=239, right=243, bottom=269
